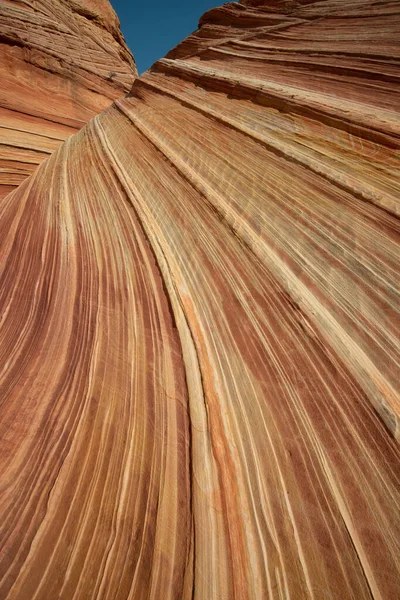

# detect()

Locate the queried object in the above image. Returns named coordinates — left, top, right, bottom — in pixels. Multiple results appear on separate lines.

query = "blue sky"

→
left=111, top=1, right=224, bottom=74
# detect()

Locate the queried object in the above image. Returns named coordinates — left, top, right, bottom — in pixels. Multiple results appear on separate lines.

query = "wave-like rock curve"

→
left=0, top=1, right=399, bottom=598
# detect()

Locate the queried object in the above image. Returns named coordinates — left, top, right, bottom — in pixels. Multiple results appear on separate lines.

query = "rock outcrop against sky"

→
left=0, top=0, right=136, bottom=199
left=0, top=1, right=399, bottom=599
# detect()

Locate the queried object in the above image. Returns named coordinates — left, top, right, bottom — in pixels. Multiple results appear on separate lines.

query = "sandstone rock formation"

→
left=0, top=0, right=136, bottom=199
left=0, top=1, right=399, bottom=599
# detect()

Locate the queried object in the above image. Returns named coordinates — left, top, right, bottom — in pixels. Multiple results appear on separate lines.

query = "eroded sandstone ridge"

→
left=0, top=1, right=399, bottom=598
left=0, top=0, right=136, bottom=198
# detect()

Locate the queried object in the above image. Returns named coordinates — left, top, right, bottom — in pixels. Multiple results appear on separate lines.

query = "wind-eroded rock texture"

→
left=0, top=0, right=136, bottom=198
left=0, top=1, right=400, bottom=598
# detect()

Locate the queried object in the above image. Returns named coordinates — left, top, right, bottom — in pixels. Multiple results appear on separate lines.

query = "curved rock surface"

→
left=0, top=0, right=136, bottom=199
left=0, top=1, right=399, bottom=599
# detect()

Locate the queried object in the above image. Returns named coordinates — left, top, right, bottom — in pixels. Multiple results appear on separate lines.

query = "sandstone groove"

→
left=0, top=1, right=399, bottom=599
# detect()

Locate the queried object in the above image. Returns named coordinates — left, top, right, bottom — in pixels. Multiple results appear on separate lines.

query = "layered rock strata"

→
left=0, top=1, right=399, bottom=599
left=0, top=0, right=136, bottom=198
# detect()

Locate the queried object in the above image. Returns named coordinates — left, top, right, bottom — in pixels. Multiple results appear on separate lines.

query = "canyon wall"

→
left=0, top=1, right=399, bottom=599
left=0, top=0, right=136, bottom=198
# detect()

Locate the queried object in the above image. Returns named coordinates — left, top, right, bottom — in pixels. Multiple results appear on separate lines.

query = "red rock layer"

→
left=0, top=1, right=399, bottom=599
left=0, top=0, right=136, bottom=198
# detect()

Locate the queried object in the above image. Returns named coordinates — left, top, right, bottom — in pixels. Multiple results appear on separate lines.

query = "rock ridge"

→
left=0, top=0, right=137, bottom=199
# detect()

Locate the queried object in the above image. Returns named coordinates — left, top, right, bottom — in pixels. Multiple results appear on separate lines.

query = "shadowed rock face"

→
left=0, top=0, right=136, bottom=199
left=0, top=1, right=400, bottom=599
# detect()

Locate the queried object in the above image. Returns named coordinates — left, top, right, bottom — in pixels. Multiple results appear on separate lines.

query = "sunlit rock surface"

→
left=0, top=0, right=136, bottom=199
left=0, top=1, right=399, bottom=598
